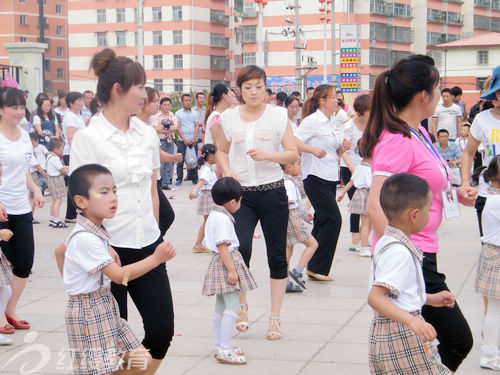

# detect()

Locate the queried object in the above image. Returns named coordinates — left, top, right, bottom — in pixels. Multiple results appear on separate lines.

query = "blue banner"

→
left=266, top=75, right=341, bottom=93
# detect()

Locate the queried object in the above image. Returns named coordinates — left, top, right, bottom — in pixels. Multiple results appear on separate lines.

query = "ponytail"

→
left=483, top=155, right=500, bottom=184
left=204, top=83, right=229, bottom=127
left=360, top=55, right=440, bottom=158
left=301, top=84, right=333, bottom=120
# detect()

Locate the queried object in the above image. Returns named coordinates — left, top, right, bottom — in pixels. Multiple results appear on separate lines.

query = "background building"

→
left=68, top=0, right=239, bottom=95
left=0, top=0, right=69, bottom=96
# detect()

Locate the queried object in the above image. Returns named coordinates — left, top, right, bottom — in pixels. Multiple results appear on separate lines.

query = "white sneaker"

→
left=0, top=334, right=13, bottom=345
left=359, top=247, right=372, bottom=257
left=481, top=346, right=500, bottom=370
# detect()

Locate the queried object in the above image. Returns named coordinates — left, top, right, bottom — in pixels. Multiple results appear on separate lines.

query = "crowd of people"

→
left=0, top=47, right=498, bottom=374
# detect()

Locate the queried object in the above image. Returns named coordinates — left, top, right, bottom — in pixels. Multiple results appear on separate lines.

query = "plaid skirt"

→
left=0, top=250, right=13, bottom=287
left=349, top=187, right=369, bottom=215
left=47, top=175, right=66, bottom=200
left=287, top=208, right=311, bottom=247
left=202, top=249, right=258, bottom=296
left=31, top=171, right=40, bottom=187
left=66, top=287, right=141, bottom=375
left=196, top=190, right=216, bottom=216
left=474, top=243, right=500, bottom=298
left=369, top=312, right=451, bottom=375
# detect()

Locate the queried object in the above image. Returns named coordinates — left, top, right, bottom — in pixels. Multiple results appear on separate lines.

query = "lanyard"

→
left=409, top=127, right=450, bottom=184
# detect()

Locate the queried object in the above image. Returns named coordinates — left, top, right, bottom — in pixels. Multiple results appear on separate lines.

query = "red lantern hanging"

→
left=254, top=0, right=262, bottom=3
left=319, top=7, right=325, bottom=12
left=262, top=0, right=268, bottom=5
left=318, top=0, right=326, bottom=3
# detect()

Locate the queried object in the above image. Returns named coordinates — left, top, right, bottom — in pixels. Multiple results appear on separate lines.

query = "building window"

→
left=173, top=55, right=183, bottom=69
left=173, top=30, right=183, bottom=44
left=210, top=9, right=226, bottom=24
left=153, top=31, right=162, bottom=45
left=152, top=7, right=162, bottom=21
left=242, top=52, right=256, bottom=65
left=225, top=37, right=230, bottom=49
left=57, top=68, right=63, bottom=79
left=242, top=25, right=257, bottom=43
left=478, top=50, right=489, bottom=65
left=57, top=47, right=63, bottom=56
left=210, top=33, right=225, bottom=47
left=153, top=55, right=163, bottom=69
left=20, top=15, right=27, bottom=26
left=97, top=9, right=106, bottom=23
left=477, top=77, right=488, bottom=90
left=20, top=0, right=26, bottom=3
left=172, top=6, right=182, bottom=21
left=116, top=8, right=126, bottom=23
left=97, top=32, right=107, bottom=47
left=56, top=25, right=63, bottom=36
left=56, top=4, right=62, bottom=14
left=116, top=31, right=126, bottom=46
left=174, top=79, right=183, bottom=92
left=44, top=60, right=50, bottom=71
left=20, top=37, right=27, bottom=42
left=154, top=79, right=163, bottom=93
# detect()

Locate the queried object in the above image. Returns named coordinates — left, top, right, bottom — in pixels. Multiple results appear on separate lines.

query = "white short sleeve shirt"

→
left=204, top=208, right=239, bottom=253
left=351, top=163, right=372, bottom=189
left=340, top=118, right=363, bottom=168
left=70, top=113, right=161, bottom=248
left=0, top=127, right=33, bottom=214
left=62, top=111, right=86, bottom=156
left=294, top=109, right=342, bottom=182
left=46, top=153, right=64, bottom=177
left=481, top=192, right=500, bottom=246
left=221, top=105, right=287, bottom=186
left=199, top=164, right=217, bottom=190
left=433, top=103, right=461, bottom=139
left=284, top=177, right=300, bottom=209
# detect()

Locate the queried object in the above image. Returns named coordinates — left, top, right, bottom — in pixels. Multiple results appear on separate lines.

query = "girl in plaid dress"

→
left=338, top=154, right=372, bottom=257
left=281, top=160, right=317, bottom=293
left=189, top=144, right=217, bottom=253
left=46, top=138, right=69, bottom=228
left=368, top=173, right=454, bottom=375
left=474, top=156, right=500, bottom=370
left=55, top=164, right=177, bottom=375
left=202, top=177, right=257, bottom=365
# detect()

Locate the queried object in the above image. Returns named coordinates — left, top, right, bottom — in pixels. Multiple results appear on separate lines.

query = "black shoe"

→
left=184, top=176, right=192, bottom=181
left=285, top=281, right=303, bottom=293
left=192, top=179, right=199, bottom=184
left=161, top=185, right=171, bottom=190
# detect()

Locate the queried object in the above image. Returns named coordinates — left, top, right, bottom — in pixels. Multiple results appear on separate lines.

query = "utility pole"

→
left=294, top=0, right=302, bottom=96
left=38, top=0, right=46, bottom=92
left=258, top=2, right=263, bottom=66
left=137, top=0, right=144, bottom=66
left=330, top=0, right=336, bottom=88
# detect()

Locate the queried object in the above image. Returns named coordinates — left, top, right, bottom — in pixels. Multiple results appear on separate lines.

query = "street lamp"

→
left=318, top=0, right=331, bottom=83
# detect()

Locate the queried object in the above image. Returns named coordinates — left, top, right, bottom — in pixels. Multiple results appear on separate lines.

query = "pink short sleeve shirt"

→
left=372, top=126, right=450, bottom=253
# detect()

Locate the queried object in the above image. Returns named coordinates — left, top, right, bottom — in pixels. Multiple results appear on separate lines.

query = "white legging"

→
left=483, top=297, right=500, bottom=354
left=0, top=285, right=12, bottom=318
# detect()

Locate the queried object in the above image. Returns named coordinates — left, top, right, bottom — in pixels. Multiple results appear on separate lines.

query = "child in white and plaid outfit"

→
left=56, top=164, right=176, bottom=375
left=46, top=138, right=69, bottom=228
left=202, top=177, right=257, bottom=365
left=474, top=156, right=500, bottom=370
left=189, top=144, right=217, bottom=253
left=280, top=159, right=317, bottom=293
left=368, top=173, right=454, bottom=375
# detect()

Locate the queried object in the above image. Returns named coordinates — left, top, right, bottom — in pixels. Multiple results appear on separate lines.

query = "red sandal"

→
left=0, top=323, right=15, bottom=334
left=5, top=313, right=30, bottom=329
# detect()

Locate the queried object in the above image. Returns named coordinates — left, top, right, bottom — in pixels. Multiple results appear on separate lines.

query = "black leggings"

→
left=111, top=238, right=174, bottom=360
left=0, top=212, right=34, bottom=278
left=475, top=195, right=486, bottom=237
left=157, top=180, right=175, bottom=237
left=63, top=155, right=77, bottom=221
left=421, top=253, right=473, bottom=371
left=303, top=175, right=342, bottom=276
left=233, top=186, right=288, bottom=279
left=339, top=166, right=360, bottom=233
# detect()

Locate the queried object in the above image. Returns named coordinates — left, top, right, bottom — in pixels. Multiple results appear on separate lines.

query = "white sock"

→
left=51, top=217, right=60, bottom=222
left=220, top=311, right=237, bottom=350
left=295, top=265, right=304, bottom=274
left=482, top=298, right=500, bottom=355
left=213, top=312, right=222, bottom=347
left=0, top=286, right=12, bottom=318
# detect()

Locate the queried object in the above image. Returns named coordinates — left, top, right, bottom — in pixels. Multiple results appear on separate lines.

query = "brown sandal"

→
left=236, top=304, right=249, bottom=332
left=267, top=317, right=282, bottom=340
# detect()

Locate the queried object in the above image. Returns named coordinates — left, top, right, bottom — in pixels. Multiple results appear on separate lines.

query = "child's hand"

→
left=189, top=193, right=195, bottom=200
left=305, top=213, right=314, bottom=223
left=0, top=229, right=13, bottom=242
left=227, top=269, right=239, bottom=285
left=337, top=192, right=345, bottom=202
left=426, top=290, right=455, bottom=308
left=153, top=241, right=176, bottom=263
left=408, top=316, right=436, bottom=343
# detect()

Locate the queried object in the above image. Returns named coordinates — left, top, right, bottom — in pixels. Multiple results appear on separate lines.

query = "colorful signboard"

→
left=340, top=24, right=361, bottom=93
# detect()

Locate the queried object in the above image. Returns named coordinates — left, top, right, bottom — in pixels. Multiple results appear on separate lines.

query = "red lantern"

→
left=327, top=0, right=332, bottom=3
left=319, top=7, right=325, bottom=12
left=262, top=0, right=268, bottom=5
left=254, top=0, right=262, bottom=3
left=326, top=8, right=331, bottom=13
left=319, top=15, right=326, bottom=21
left=327, top=17, right=331, bottom=22
left=318, top=0, right=326, bottom=3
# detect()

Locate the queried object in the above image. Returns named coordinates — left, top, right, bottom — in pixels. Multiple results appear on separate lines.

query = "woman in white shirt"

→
left=62, top=92, right=86, bottom=224
left=203, top=83, right=234, bottom=146
left=54, top=92, right=69, bottom=125
left=69, top=48, right=173, bottom=373
left=285, top=96, right=300, bottom=130
left=0, top=88, right=44, bottom=333
left=294, top=85, right=350, bottom=281
left=213, top=65, right=298, bottom=341
left=340, top=94, right=371, bottom=250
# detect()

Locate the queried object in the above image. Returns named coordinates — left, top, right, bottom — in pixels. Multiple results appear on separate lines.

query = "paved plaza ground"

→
left=0, top=181, right=493, bottom=374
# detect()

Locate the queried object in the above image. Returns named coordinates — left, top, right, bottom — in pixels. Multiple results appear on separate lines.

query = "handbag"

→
left=185, top=145, right=198, bottom=169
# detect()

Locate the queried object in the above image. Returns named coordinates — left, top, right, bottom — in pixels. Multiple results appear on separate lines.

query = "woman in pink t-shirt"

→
left=360, top=55, right=476, bottom=372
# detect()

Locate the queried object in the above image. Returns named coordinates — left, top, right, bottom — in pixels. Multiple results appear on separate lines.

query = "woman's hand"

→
left=247, top=148, right=268, bottom=161
left=456, top=186, right=477, bottom=207
left=340, top=139, right=351, bottom=153
left=33, top=191, right=45, bottom=209
left=312, top=148, right=327, bottom=159
left=426, top=290, right=455, bottom=308
left=0, top=203, right=7, bottom=222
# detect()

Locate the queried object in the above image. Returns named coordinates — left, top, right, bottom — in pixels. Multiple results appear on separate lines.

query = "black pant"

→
left=0, top=212, right=34, bottom=278
left=63, top=155, right=77, bottom=220
left=421, top=253, right=473, bottom=371
left=340, top=166, right=360, bottom=233
left=176, top=141, right=198, bottom=182
left=157, top=180, right=175, bottom=237
left=303, top=175, right=342, bottom=276
left=111, top=238, right=174, bottom=360
left=475, top=195, right=486, bottom=237
left=233, top=186, right=288, bottom=279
